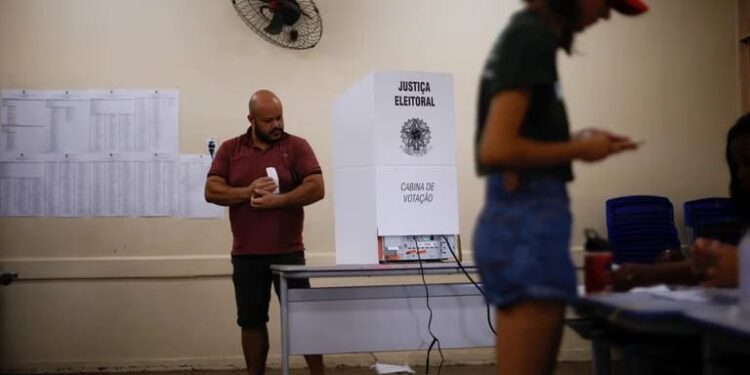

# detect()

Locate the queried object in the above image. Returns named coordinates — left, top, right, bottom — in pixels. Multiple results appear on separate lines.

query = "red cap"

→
left=610, top=0, right=649, bottom=16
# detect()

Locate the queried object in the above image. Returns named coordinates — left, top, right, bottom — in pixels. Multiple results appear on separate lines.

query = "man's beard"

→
left=254, top=127, right=284, bottom=144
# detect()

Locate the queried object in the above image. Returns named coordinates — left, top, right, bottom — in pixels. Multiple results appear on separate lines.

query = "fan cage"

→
left=233, top=0, right=323, bottom=50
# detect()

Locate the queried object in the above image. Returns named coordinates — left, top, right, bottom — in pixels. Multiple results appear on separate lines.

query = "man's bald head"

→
left=247, top=90, right=285, bottom=146
left=248, top=90, right=282, bottom=116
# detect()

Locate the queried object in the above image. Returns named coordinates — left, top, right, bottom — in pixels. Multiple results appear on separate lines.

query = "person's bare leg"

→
left=242, top=325, right=270, bottom=375
left=304, top=354, right=325, bottom=375
left=495, top=301, right=566, bottom=375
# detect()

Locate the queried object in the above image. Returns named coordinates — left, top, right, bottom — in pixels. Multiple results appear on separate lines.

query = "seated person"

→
left=612, top=113, right=750, bottom=290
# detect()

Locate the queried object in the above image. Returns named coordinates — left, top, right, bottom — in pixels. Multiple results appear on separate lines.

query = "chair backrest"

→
left=606, top=195, right=674, bottom=227
left=684, top=197, right=739, bottom=245
left=693, top=221, right=743, bottom=246
left=605, top=195, right=680, bottom=264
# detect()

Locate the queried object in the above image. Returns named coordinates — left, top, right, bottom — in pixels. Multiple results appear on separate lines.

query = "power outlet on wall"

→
left=207, top=137, right=216, bottom=158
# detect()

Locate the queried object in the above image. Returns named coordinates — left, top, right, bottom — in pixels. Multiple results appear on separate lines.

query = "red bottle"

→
left=583, top=229, right=612, bottom=294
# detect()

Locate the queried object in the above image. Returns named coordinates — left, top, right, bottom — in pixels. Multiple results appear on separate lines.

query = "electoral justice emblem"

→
left=400, top=118, right=432, bottom=157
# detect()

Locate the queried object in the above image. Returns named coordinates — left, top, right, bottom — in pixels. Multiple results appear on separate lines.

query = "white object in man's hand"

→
left=266, top=167, right=280, bottom=195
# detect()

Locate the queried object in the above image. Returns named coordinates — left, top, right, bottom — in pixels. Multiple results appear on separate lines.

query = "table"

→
left=271, top=263, right=495, bottom=375
left=574, top=288, right=749, bottom=375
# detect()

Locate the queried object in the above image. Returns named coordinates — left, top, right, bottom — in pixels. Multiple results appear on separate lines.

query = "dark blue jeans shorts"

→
left=473, top=174, right=577, bottom=309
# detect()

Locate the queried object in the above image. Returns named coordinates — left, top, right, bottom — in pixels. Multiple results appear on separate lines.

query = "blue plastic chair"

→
left=684, top=198, right=738, bottom=245
left=606, top=195, right=680, bottom=264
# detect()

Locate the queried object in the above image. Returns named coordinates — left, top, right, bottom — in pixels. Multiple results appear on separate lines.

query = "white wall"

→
left=0, top=0, right=740, bottom=372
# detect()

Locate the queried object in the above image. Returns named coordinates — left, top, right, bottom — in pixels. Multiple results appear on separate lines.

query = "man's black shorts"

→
left=231, top=251, right=310, bottom=328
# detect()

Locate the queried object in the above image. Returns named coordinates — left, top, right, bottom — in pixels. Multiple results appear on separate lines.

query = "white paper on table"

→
left=371, top=363, right=415, bottom=374
left=629, top=285, right=710, bottom=303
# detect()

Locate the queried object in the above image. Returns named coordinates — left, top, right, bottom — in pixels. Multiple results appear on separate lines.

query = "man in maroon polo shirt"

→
left=205, top=90, right=325, bottom=375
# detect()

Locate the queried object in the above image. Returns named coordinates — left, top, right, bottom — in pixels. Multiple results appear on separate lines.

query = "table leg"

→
left=591, top=337, right=611, bottom=375
left=703, top=335, right=735, bottom=375
left=280, top=274, right=289, bottom=375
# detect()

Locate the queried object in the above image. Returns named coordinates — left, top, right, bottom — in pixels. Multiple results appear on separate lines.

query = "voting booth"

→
left=332, top=71, right=460, bottom=265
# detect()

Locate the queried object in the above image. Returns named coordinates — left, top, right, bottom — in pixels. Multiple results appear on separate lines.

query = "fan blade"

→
left=264, top=11, right=284, bottom=35
left=277, top=0, right=302, bottom=25
left=233, top=0, right=322, bottom=49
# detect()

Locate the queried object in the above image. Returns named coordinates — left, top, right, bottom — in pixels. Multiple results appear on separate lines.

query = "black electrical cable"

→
left=440, top=235, right=496, bottom=335
left=415, top=236, right=444, bottom=375
left=368, top=352, right=379, bottom=366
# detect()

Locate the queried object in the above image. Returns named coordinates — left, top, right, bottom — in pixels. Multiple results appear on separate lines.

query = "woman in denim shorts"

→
left=474, top=0, right=645, bottom=373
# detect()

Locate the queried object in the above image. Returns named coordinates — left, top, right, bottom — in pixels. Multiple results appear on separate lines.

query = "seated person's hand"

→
left=654, top=248, right=685, bottom=263
left=611, top=258, right=702, bottom=291
left=611, top=263, right=647, bottom=291
left=692, top=238, right=739, bottom=288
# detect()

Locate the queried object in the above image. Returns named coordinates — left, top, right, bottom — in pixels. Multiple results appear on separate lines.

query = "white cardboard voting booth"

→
left=275, top=74, right=492, bottom=373
left=332, top=71, right=460, bottom=264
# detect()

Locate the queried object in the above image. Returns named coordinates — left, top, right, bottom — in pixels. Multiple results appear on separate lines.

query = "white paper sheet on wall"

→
left=0, top=88, right=222, bottom=218
left=0, top=155, right=45, bottom=216
left=177, top=154, right=225, bottom=218
left=0, top=89, right=179, bottom=155
left=0, top=153, right=223, bottom=218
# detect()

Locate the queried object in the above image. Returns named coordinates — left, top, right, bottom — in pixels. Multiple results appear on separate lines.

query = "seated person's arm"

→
left=611, top=261, right=703, bottom=291
left=611, top=237, right=740, bottom=291
left=692, top=238, right=739, bottom=288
